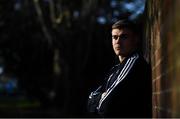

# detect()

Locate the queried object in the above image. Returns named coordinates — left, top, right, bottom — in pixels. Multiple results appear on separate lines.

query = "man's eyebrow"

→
left=112, top=33, right=128, bottom=36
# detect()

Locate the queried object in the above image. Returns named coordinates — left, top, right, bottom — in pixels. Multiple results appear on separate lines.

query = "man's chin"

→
left=116, top=53, right=126, bottom=57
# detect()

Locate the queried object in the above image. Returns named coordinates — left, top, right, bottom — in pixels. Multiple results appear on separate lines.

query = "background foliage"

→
left=0, top=0, right=145, bottom=117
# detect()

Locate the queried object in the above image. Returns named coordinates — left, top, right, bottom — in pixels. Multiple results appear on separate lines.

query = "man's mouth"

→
left=115, top=47, right=120, bottom=50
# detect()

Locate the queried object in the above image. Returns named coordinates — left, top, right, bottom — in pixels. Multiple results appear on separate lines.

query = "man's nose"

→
left=115, top=37, right=121, bottom=43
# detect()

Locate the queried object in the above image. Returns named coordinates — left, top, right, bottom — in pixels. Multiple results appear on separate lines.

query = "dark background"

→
left=0, top=0, right=145, bottom=117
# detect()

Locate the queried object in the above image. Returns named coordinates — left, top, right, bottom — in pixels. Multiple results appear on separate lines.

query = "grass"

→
left=0, top=95, right=41, bottom=109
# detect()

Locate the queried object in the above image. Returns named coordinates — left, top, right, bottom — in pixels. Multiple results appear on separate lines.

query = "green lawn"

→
left=0, top=96, right=40, bottom=109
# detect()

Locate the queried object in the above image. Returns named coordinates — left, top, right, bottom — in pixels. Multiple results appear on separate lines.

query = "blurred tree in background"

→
left=0, top=0, right=145, bottom=117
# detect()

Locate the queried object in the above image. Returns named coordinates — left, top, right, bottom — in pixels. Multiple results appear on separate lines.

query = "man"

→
left=87, top=19, right=152, bottom=117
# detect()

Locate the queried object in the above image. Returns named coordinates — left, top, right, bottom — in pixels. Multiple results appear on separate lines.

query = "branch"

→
left=33, top=0, right=53, bottom=46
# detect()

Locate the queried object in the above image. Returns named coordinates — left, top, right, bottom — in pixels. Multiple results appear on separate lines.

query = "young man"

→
left=87, top=19, right=152, bottom=117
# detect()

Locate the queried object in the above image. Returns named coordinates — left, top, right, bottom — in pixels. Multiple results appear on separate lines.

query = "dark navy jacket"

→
left=88, top=52, right=152, bottom=118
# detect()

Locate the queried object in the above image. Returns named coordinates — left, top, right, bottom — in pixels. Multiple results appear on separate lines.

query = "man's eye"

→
left=112, top=34, right=128, bottom=40
left=120, top=34, right=128, bottom=40
left=112, top=35, right=119, bottom=40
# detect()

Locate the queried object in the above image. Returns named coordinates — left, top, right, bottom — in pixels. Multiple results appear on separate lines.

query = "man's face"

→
left=112, top=28, right=137, bottom=57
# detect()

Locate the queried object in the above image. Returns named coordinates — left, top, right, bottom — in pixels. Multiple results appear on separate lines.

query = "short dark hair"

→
left=112, top=19, right=139, bottom=34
